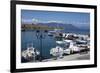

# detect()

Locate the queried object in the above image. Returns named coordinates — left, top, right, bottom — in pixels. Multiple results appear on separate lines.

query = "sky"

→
left=21, top=10, right=90, bottom=28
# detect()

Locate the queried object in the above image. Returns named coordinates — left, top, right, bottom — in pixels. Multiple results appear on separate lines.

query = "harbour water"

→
left=21, top=31, right=56, bottom=59
left=21, top=30, right=89, bottom=59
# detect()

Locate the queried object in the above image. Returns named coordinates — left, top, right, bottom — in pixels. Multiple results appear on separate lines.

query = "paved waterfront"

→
left=43, top=52, right=90, bottom=62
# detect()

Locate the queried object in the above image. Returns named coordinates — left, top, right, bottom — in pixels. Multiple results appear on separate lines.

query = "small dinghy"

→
left=56, top=41, right=66, bottom=44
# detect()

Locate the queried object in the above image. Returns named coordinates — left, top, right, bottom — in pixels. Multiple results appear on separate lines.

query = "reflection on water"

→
left=21, top=30, right=56, bottom=59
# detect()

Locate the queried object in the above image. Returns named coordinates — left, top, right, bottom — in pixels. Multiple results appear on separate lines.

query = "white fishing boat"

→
left=64, top=39, right=80, bottom=53
left=76, top=39, right=87, bottom=43
left=50, top=46, right=64, bottom=59
left=63, top=39, right=72, bottom=43
left=63, top=49, right=70, bottom=54
left=48, top=28, right=61, bottom=36
left=22, top=44, right=40, bottom=61
left=56, top=41, right=66, bottom=44
left=49, top=29, right=60, bottom=33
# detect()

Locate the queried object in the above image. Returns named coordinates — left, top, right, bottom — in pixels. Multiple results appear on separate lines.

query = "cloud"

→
left=32, top=18, right=39, bottom=23
left=47, top=20, right=63, bottom=23
left=21, top=18, right=40, bottom=24
left=22, top=18, right=65, bottom=24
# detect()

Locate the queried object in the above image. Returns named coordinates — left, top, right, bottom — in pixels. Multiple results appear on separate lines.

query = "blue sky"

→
left=21, top=10, right=90, bottom=28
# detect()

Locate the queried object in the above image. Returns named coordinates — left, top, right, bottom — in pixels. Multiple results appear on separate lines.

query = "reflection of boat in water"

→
left=50, top=46, right=64, bottom=59
left=22, top=44, right=40, bottom=62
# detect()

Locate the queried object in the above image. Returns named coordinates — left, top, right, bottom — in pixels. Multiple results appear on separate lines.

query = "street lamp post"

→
left=36, top=30, right=48, bottom=61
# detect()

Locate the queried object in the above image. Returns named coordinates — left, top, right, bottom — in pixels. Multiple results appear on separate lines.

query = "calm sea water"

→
left=21, top=30, right=89, bottom=59
left=21, top=31, right=56, bottom=59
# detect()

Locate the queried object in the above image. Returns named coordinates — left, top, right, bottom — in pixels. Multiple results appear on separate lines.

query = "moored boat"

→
left=22, top=44, right=40, bottom=62
left=50, top=46, right=64, bottom=59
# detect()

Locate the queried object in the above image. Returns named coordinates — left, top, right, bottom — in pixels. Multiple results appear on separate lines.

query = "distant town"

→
left=21, top=23, right=64, bottom=31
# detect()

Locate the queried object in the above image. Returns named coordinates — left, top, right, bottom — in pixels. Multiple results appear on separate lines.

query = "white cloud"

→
left=21, top=18, right=40, bottom=24
left=32, top=18, right=39, bottom=23
left=47, top=20, right=64, bottom=23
